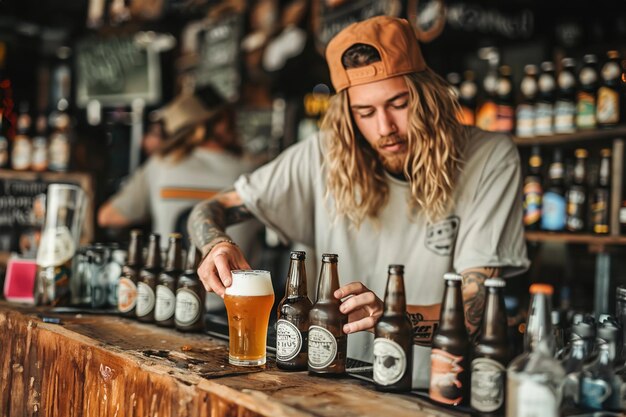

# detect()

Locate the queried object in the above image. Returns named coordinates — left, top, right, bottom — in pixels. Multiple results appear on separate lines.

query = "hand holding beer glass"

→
left=224, top=270, right=274, bottom=366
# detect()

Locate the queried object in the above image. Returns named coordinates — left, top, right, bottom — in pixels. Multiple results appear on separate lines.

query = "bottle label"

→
left=276, top=319, right=303, bottom=362
left=516, top=104, right=535, bottom=137
left=592, top=191, right=610, bottom=234
left=49, top=132, right=70, bottom=171
left=117, top=277, right=137, bottom=313
left=136, top=281, right=155, bottom=317
left=516, top=380, right=558, bottom=417
left=11, top=136, right=31, bottom=170
left=554, top=100, right=576, bottom=133
left=476, top=101, right=498, bottom=132
left=470, top=358, right=505, bottom=412
left=597, top=87, right=619, bottom=124
left=534, top=102, right=553, bottom=135
left=523, top=179, right=542, bottom=227
left=175, top=289, right=201, bottom=326
left=542, top=192, right=566, bottom=231
left=373, top=338, right=407, bottom=386
left=496, top=105, right=514, bottom=133
left=581, top=377, right=612, bottom=410
left=36, top=226, right=76, bottom=267
left=566, top=188, right=586, bottom=231
left=430, top=348, right=465, bottom=405
left=580, top=67, right=597, bottom=85
left=576, top=92, right=596, bottom=128
left=155, top=285, right=176, bottom=321
left=308, top=325, right=337, bottom=369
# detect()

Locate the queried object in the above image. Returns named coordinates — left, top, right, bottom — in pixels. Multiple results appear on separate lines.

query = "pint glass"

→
left=224, top=270, right=274, bottom=366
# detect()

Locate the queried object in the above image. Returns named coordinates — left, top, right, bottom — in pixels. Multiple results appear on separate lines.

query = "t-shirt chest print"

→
left=425, top=216, right=460, bottom=256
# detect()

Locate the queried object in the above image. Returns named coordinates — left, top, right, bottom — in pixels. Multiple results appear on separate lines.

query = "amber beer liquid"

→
left=224, top=270, right=274, bottom=366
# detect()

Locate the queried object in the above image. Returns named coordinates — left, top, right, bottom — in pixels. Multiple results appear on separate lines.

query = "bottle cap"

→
left=485, top=278, right=506, bottom=288
left=388, top=264, right=404, bottom=274
left=529, top=283, right=554, bottom=295
left=321, top=253, right=338, bottom=263
left=443, top=272, right=462, bottom=281
left=290, top=251, right=306, bottom=260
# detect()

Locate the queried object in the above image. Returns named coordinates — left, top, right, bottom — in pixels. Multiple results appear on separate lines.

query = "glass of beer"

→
left=224, top=270, right=274, bottom=366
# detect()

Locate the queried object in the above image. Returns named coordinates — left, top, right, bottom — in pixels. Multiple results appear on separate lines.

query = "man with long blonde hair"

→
left=188, top=16, right=528, bottom=387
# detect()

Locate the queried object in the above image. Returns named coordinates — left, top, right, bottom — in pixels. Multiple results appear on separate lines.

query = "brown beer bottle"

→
left=175, top=245, right=206, bottom=332
left=308, top=253, right=347, bottom=376
left=117, top=229, right=143, bottom=317
left=373, top=265, right=413, bottom=392
left=136, top=233, right=161, bottom=323
left=430, top=272, right=470, bottom=406
left=470, top=278, right=510, bottom=415
left=276, top=251, right=313, bottom=370
left=155, top=233, right=183, bottom=327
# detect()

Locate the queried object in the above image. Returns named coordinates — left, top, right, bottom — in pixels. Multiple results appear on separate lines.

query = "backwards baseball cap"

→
left=325, top=16, right=427, bottom=92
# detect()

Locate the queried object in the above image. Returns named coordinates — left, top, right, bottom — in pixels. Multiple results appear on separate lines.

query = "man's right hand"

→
left=198, top=242, right=251, bottom=297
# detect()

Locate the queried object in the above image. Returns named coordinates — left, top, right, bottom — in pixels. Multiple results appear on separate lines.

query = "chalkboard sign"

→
left=236, top=108, right=276, bottom=157
left=196, top=14, right=243, bottom=102
left=76, top=37, right=162, bottom=107
left=0, top=170, right=93, bottom=256
left=312, top=0, right=402, bottom=53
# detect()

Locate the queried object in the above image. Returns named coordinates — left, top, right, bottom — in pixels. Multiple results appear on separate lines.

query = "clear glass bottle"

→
left=506, top=284, right=565, bottom=417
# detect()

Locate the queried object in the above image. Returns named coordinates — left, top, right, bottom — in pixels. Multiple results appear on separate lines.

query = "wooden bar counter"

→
left=0, top=302, right=468, bottom=417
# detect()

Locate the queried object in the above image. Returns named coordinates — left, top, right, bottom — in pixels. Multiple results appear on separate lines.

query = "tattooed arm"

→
left=461, top=267, right=501, bottom=342
left=187, top=189, right=254, bottom=296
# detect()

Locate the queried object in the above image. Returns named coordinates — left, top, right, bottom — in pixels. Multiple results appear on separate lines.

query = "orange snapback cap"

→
left=325, top=16, right=427, bottom=92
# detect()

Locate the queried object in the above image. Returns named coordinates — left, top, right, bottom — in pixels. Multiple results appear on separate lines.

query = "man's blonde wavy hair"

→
left=321, top=68, right=467, bottom=227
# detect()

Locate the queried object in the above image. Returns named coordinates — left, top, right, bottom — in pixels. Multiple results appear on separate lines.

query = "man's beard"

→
left=376, top=134, right=408, bottom=175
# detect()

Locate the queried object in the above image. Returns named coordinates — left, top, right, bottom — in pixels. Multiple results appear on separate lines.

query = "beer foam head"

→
left=226, top=270, right=273, bottom=296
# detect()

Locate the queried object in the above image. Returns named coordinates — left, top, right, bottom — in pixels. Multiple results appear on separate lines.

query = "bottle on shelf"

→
left=542, top=148, right=566, bottom=231
left=579, top=342, right=616, bottom=411
left=565, top=148, right=588, bottom=233
left=458, top=70, right=477, bottom=126
left=597, top=50, right=623, bottom=128
left=276, top=251, right=313, bottom=371
left=48, top=98, right=71, bottom=172
left=506, top=284, right=565, bottom=417
left=523, top=145, right=543, bottom=230
left=516, top=64, right=538, bottom=138
left=446, top=72, right=461, bottom=98
left=535, top=61, right=557, bottom=136
left=495, top=65, right=514, bottom=134
left=11, top=102, right=32, bottom=171
left=476, top=49, right=499, bottom=132
left=591, top=148, right=611, bottom=234
left=0, top=113, right=9, bottom=168
left=373, top=264, right=413, bottom=392
left=308, top=253, right=347, bottom=376
left=576, top=54, right=599, bottom=130
left=430, top=272, right=470, bottom=406
left=175, top=245, right=206, bottom=332
left=554, top=57, right=577, bottom=134
left=31, top=114, right=48, bottom=172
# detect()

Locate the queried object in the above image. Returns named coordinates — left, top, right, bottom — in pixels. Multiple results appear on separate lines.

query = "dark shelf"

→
left=525, top=231, right=626, bottom=246
left=513, top=126, right=626, bottom=146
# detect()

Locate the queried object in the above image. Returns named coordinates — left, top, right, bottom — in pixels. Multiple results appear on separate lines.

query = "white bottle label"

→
left=373, top=338, right=407, bottom=386
left=516, top=380, right=558, bottom=417
left=175, top=289, right=202, bottom=326
left=117, top=278, right=137, bottom=313
left=308, top=325, right=337, bottom=369
left=276, top=319, right=303, bottom=361
left=155, top=285, right=176, bottom=321
left=136, top=281, right=155, bottom=317
left=470, top=358, right=505, bottom=412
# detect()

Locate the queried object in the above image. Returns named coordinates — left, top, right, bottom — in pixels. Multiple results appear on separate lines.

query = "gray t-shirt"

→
left=235, top=127, right=529, bottom=388
left=112, top=148, right=257, bottom=247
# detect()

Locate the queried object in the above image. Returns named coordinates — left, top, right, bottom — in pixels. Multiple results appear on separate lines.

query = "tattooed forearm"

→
left=187, top=194, right=252, bottom=254
left=461, top=267, right=500, bottom=342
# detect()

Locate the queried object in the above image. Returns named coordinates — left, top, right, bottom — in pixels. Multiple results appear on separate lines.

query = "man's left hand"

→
left=334, top=282, right=383, bottom=334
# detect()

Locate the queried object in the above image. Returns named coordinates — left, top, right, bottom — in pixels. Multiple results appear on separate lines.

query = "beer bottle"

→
left=597, top=50, right=623, bottom=128
left=155, top=233, right=183, bottom=327
left=554, top=58, right=577, bottom=134
left=542, top=148, right=567, bottom=231
left=0, top=115, right=8, bottom=168
left=308, top=253, right=347, bottom=376
left=579, top=342, right=615, bottom=411
left=476, top=52, right=499, bottom=132
left=535, top=61, right=556, bottom=136
left=516, top=64, right=538, bottom=138
left=373, top=265, right=413, bottom=392
left=495, top=65, right=515, bottom=134
left=117, top=229, right=143, bottom=317
left=591, top=148, right=611, bottom=234
left=565, top=148, right=589, bottom=233
left=577, top=54, right=599, bottom=130
left=276, top=251, right=313, bottom=371
left=523, top=145, right=543, bottom=230
left=31, top=114, right=48, bottom=172
left=11, top=102, right=32, bottom=171
left=446, top=72, right=461, bottom=98
left=136, top=233, right=161, bottom=323
left=470, top=278, right=510, bottom=415
left=175, top=245, right=206, bottom=332
left=459, top=70, right=477, bottom=126
left=430, top=272, right=470, bottom=406
left=506, top=284, right=565, bottom=417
